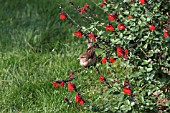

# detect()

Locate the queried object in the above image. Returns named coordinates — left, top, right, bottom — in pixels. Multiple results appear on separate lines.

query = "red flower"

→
left=123, top=87, right=131, bottom=95
left=117, top=23, right=125, bottom=30
left=79, top=99, right=85, bottom=105
left=84, top=3, right=89, bottom=9
left=88, top=33, right=97, bottom=42
left=88, top=33, right=94, bottom=39
left=128, top=15, right=132, bottom=19
left=110, top=57, right=115, bottom=63
left=124, top=49, right=129, bottom=59
left=124, top=55, right=127, bottom=59
left=93, top=37, right=97, bottom=42
left=52, top=82, right=58, bottom=88
left=106, top=24, right=114, bottom=31
left=79, top=7, right=86, bottom=14
left=124, top=49, right=128, bottom=55
left=74, top=31, right=83, bottom=38
left=149, top=24, right=155, bottom=31
left=99, top=75, right=105, bottom=82
left=164, top=28, right=169, bottom=38
left=139, top=0, right=145, bottom=4
left=116, top=46, right=123, bottom=57
left=75, top=93, right=82, bottom=102
left=101, top=57, right=107, bottom=64
left=164, top=32, right=169, bottom=38
left=108, top=14, right=116, bottom=21
left=60, top=13, right=67, bottom=20
left=69, top=73, right=73, bottom=78
left=68, top=82, right=75, bottom=92
left=60, top=81, right=65, bottom=87
left=100, top=2, right=105, bottom=7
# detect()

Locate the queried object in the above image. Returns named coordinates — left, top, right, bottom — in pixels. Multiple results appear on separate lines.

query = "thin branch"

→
left=53, top=71, right=84, bottom=83
left=96, top=67, right=111, bottom=88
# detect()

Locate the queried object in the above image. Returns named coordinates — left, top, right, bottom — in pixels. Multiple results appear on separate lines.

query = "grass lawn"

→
left=0, top=0, right=98, bottom=112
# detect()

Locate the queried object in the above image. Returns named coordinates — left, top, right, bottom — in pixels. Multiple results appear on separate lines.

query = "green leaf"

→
left=143, top=43, right=148, bottom=49
left=140, top=96, right=145, bottom=103
left=124, top=10, right=129, bottom=15
left=146, top=67, right=153, bottom=72
left=131, top=102, right=135, bottom=106
left=124, top=0, right=130, bottom=2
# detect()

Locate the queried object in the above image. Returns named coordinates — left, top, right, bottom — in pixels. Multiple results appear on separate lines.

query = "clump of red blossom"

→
left=53, top=1, right=170, bottom=111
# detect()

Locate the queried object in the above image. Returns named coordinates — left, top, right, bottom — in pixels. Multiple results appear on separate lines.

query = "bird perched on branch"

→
left=77, top=39, right=97, bottom=67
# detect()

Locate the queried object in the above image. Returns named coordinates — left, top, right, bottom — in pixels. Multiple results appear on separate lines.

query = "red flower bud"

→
left=128, top=15, right=132, bottom=19
left=52, top=82, right=58, bottom=88
left=88, top=33, right=97, bottom=42
left=109, top=57, right=115, bottom=63
left=116, top=46, right=123, bottom=57
left=79, top=7, right=86, bottom=14
left=124, top=49, right=129, bottom=55
left=99, top=75, right=105, bottom=82
left=123, top=87, right=131, bottom=95
left=124, top=49, right=129, bottom=59
left=108, top=14, right=116, bottom=21
left=68, top=82, right=75, bottom=92
left=69, top=73, right=73, bottom=78
left=106, top=24, right=114, bottom=31
left=84, top=3, right=89, bottom=9
left=101, top=57, right=107, bottom=64
left=124, top=55, right=127, bottom=59
left=60, top=13, right=67, bottom=20
left=60, top=81, right=65, bottom=87
left=74, top=31, right=83, bottom=38
left=149, top=24, right=155, bottom=31
left=163, top=28, right=169, bottom=38
left=79, top=99, right=85, bottom=105
left=100, top=2, right=105, bottom=7
left=117, top=23, right=126, bottom=30
left=75, top=93, right=82, bottom=102
left=139, top=0, right=145, bottom=4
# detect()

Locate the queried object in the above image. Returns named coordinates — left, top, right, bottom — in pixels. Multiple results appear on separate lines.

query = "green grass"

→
left=1, top=51, right=83, bottom=113
left=0, top=0, right=95, bottom=112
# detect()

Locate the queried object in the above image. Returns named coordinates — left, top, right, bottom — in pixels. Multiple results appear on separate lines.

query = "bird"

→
left=77, top=39, right=97, bottom=67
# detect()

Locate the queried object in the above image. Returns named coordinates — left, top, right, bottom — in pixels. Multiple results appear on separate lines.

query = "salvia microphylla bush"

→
left=53, top=0, right=170, bottom=112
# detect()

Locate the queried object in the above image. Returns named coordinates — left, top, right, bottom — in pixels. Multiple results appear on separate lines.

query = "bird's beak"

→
left=77, top=58, right=80, bottom=60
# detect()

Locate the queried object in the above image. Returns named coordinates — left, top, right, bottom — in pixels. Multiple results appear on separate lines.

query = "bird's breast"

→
left=80, top=58, right=88, bottom=66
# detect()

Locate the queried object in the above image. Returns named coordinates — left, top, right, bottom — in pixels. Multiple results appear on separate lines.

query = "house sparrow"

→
left=77, top=46, right=97, bottom=67
left=78, top=38, right=97, bottom=67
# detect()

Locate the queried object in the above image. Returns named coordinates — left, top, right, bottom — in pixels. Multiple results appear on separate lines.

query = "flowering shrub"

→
left=53, top=0, right=170, bottom=112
